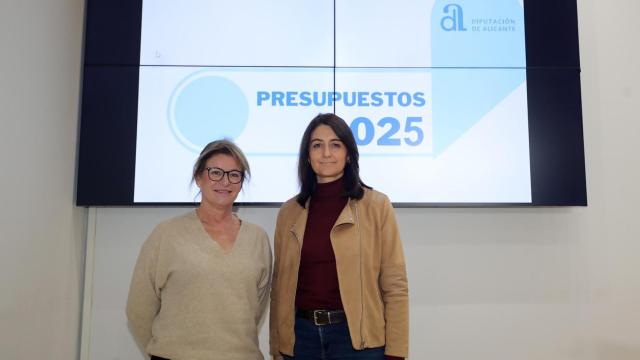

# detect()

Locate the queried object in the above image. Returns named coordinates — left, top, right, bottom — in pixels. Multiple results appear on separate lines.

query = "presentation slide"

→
left=134, top=0, right=530, bottom=203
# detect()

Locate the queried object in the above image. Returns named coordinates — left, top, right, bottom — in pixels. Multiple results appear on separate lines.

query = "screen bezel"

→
left=76, top=0, right=586, bottom=207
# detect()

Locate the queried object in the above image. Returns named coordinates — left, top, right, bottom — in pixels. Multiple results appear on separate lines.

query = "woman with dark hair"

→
left=270, top=113, right=409, bottom=359
left=127, top=139, right=272, bottom=360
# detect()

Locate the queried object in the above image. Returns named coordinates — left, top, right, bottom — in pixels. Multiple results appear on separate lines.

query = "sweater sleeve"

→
left=126, top=227, right=162, bottom=350
left=378, top=195, right=409, bottom=357
left=256, top=229, right=273, bottom=326
left=269, top=208, right=286, bottom=357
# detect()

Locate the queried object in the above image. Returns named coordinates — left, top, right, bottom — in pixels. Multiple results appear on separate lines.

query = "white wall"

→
left=0, top=0, right=86, bottom=359
left=1, top=0, right=639, bottom=359
left=574, top=0, right=640, bottom=357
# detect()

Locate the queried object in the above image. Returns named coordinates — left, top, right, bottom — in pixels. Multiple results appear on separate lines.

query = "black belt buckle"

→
left=313, top=310, right=330, bottom=326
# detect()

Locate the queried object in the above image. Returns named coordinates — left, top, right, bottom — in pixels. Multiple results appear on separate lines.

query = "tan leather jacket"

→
left=269, top=188, right=409, bottom=358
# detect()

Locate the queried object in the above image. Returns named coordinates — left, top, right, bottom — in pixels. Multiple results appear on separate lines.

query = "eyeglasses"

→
left=206, top=167, right=244, bottom=184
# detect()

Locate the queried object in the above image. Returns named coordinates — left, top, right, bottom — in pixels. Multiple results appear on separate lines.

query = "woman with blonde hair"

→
left=127, top=139, right=272, bottom=360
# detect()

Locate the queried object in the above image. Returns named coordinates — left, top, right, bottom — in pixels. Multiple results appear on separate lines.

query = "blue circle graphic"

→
left=170, top=75, right=248, bottom=151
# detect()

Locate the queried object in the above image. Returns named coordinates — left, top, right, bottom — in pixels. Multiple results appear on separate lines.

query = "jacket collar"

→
left=334, top=198, right=356, bottom=227
left=290, top=200, right=308, bottom=246
left=289, top=198, right=356, bottom=246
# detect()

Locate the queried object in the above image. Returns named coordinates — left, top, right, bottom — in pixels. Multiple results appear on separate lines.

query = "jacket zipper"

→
left=290, top=228, right=303, bottom=321
left=355, top=201, right=365, bottom=349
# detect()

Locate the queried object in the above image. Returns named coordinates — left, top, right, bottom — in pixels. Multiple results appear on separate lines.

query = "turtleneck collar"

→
left=313, top=177, right=345, bottom=199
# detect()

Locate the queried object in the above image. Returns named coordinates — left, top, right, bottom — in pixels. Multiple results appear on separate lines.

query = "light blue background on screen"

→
left=431, top=0, right=526, bottom=154
left=431, top=0, right=525, bottom=67
left=170, top=74, right=249, bottom=151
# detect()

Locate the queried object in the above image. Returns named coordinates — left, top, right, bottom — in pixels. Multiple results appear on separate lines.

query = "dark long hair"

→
left=296, top=113, right=369, bottom=207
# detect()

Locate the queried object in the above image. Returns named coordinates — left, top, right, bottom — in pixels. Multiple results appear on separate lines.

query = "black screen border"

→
left=76, top=0, right=587, bottom=207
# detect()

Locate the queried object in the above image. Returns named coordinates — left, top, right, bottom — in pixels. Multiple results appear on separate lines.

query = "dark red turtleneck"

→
left=295, top=177, right=347, bottom=310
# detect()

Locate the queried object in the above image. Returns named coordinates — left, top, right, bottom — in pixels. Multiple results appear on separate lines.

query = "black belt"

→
left=296, top=309, right=347, bottom=326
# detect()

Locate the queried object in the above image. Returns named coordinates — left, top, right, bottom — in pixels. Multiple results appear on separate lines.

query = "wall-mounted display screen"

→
left=77, top=0, right=587, bottom=206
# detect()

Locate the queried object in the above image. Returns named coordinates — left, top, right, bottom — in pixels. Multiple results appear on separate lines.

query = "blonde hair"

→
left=192, top=139, right=250, bottom=184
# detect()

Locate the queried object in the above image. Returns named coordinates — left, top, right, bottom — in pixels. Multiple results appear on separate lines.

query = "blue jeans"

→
left=283, top=317, right=385, bottom=360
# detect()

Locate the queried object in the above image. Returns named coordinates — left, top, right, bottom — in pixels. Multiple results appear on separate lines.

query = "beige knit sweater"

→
left=126, top=211, right=272, bottom=360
